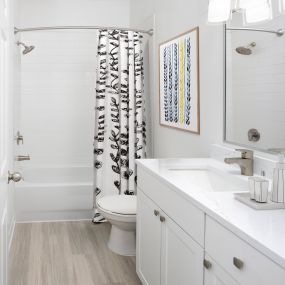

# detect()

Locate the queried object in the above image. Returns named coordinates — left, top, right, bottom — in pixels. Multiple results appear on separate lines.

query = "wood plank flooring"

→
left=9, top=221, right=142, bottom=285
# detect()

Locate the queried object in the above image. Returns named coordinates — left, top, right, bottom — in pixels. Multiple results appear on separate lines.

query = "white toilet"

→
left=97, top=195, right=137, bottom=256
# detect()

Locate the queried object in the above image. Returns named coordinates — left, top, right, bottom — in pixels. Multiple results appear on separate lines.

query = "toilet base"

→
left=108, top=225, right=136, bottom=256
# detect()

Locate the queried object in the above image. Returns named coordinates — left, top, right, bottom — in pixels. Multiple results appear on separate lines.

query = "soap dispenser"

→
left=271, top=154, right=285, bottom=203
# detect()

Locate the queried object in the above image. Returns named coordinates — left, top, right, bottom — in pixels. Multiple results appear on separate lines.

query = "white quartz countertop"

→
left=136, top=158, right=285, bottom=270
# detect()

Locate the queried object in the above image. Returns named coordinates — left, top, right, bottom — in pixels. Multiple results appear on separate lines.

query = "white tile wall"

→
left=20, top=31, right=97, bottom=165
left=18, top=0, right=131, bottom=166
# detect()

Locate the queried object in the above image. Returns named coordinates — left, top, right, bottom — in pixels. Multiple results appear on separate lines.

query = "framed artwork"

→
left=159, top=27, right=200, bottom=134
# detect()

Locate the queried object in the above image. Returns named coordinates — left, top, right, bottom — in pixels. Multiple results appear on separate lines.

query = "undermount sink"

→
left=166, top=168, right=248, bottom=193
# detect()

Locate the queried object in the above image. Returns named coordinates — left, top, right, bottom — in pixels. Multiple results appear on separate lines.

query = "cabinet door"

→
left=204, top=255, right=240, bottom=285
left=136, top=190, right=162, bottom=285
left=160, top=211, right=204, bottom=285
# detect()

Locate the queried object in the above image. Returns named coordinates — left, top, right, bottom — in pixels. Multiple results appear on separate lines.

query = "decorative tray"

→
left=234, top=192, right=285, bottom=210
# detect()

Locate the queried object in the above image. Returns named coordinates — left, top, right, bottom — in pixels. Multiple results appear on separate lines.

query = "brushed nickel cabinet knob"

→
left=233, top=257, right=244, bottom=270
left=154, top=210, right=160, bottom=216
left=160, top=216, right=166, bottom=223
left=203, top=259, right=212, bottom=270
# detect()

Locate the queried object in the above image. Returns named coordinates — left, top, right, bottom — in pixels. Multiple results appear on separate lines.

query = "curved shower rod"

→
left=226, top=27, right=284, bottom=37
left=14, top=26, right=154, bottom=36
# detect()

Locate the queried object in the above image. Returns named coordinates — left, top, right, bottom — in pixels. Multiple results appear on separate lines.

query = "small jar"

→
left=248, top=177, right=269, bottom=203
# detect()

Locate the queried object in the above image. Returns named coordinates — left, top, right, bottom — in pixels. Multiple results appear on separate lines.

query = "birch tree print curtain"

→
left=93, top=30, right=146, bottom=223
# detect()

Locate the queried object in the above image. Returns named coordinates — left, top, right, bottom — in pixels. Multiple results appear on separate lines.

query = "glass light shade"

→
left=239, top=0, right=261, bottom=9
left=208, top=0, right=232, bottom=23
left=280, top=0, right=285, bottom=14
left=243, top=1, right=272, bottom=24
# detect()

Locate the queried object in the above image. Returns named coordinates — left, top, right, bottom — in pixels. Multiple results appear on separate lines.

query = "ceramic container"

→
left=271, top=162, right=285, bottom=203
left=248, top=177, right=269, bottom=203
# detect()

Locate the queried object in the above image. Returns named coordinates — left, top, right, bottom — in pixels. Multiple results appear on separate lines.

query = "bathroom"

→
left=1, top=0, right=285, bottom=284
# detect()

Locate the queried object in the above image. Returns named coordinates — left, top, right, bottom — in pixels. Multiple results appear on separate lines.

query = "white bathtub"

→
left=15, top=166, right=94, bottom=222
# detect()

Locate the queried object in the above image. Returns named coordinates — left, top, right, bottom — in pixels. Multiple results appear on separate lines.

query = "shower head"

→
left=16, top=41, right=35, bottom=55
left=235, top=42, right=256, bottom=55
left=22, top=45, right=35, bottom=54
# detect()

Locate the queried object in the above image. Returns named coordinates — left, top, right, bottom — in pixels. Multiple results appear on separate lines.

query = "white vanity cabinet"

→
left=161, top=213, right=204, bottom=285
left=136, top=190, right=204, bottom=285
left=136, top=190, right=162, bottom=285
left=136, top=162, right=285, bottom=285
left=205, top=216, right=285, bottom=285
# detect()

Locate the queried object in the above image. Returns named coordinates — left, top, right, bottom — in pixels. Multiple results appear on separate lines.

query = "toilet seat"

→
left=97, top=195, right=136, bottom=216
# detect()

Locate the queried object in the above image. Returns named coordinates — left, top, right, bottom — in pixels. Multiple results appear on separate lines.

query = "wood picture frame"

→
left=159, top=27, right=200, bottom=134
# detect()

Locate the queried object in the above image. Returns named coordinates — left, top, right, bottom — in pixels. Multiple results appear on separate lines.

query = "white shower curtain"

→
left=93, top=29, right=146, bottom=223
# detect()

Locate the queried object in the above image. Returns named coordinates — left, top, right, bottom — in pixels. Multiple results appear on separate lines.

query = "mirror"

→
left=224, top=10, right=285, bottom=152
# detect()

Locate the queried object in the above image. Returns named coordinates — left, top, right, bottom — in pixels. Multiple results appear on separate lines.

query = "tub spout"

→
left=16, top=155, right=30, bottom=161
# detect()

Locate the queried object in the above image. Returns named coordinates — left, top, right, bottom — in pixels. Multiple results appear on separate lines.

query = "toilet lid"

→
left=97, top=195, right=137, bottom=215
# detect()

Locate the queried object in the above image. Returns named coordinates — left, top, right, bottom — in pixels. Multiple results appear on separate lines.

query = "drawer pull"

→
left=154, top=210, right=160, bottom=216
left=160, top=216, right=166, bottom=223
left=233, top=257, right=244, bottom=270
left=203, top=259, right=212, bottom=270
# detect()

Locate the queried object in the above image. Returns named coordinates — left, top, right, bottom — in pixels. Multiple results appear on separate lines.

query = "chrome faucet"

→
left=224, top=149, right=254, bottom=176
left=16, top=155, right=30, bottom=161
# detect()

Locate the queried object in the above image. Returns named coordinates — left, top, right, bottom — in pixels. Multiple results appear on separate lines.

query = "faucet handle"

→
left=15, top=131, right=24, bottom=145
left=235, top=149, right=253, bottom=159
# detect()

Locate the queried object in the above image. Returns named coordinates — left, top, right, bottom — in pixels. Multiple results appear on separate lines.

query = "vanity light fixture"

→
left=280, top=0, right=285, bottom=13
left=239, top=0, right=272, bottom=24
left=207, top=0, right=274, bottom=24
left=208, top=0, right=232, bottom=23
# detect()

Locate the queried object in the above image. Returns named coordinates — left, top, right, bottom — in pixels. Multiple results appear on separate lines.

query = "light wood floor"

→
left=9, top=221, right=142, bottom=285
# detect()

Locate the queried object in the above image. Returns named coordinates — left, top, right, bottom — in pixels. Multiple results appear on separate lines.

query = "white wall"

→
left=18, top=0, right=130, bottom=27
left=130, top=0, right=224, bottom=158
left=17, top=0, right=130, bottom=166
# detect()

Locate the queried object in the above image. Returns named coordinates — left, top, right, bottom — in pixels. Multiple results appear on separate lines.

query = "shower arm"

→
left=226, top=27, right=284, bottom=37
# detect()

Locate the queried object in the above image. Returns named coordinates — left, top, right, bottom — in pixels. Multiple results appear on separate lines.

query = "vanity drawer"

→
left=137, top=166, right=205, bottom=246
left=205, top=216, right=285, bottom=285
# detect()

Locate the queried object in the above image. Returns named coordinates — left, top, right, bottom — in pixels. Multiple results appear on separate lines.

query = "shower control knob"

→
left=8, top=171, right=22, bottom=184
